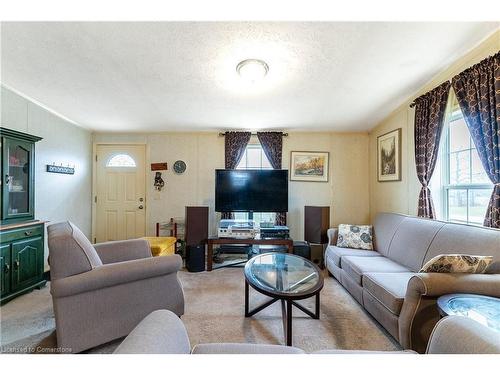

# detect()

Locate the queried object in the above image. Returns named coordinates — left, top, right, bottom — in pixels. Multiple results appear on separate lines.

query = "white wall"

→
left=93, top=131, right=370, bottom=241
left=1, top=86, right=93, bottom=267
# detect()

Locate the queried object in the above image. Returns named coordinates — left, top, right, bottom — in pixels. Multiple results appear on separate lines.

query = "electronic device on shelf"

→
left=217, top=219, right=259, bottom=239
left=260, top=226, right=290, bottom=239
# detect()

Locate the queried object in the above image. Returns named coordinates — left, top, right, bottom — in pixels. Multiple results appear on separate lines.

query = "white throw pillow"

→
left=419, top=254, right=493, bottom=273
left=336, top=224, right=373, bottom=250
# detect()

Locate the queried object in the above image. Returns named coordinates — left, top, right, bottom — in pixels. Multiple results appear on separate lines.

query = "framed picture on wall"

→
left=290, top=151, right=329, bottom=182
left=377, top=128, right=401, bottom=182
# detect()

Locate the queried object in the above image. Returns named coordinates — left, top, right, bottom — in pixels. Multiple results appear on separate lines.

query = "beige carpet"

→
left=0, top=268, right=399, bottom=353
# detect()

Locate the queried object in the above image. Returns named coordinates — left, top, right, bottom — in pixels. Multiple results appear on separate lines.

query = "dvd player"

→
left=260, top=226, right=290, bottom=239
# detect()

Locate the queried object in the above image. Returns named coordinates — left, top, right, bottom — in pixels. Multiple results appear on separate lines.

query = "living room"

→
left=1, top=1, right=499, bottom=374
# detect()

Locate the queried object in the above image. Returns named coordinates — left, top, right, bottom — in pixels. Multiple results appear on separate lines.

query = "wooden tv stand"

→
left=206, top=236, right=293, bottom=271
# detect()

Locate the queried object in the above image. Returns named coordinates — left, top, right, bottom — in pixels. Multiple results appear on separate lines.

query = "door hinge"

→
left=95, top=155, right=98, bottom=162
left=94, top=238, right=96, bottom=244
left=94, top=196, right=97, bottom=203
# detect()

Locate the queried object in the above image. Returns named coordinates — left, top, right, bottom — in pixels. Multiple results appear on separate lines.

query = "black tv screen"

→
left=215, top=169, right=288, bottom=212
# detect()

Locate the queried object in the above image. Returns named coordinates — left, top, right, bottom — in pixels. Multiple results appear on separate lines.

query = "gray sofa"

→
left=325, top=212, right=500, bottom=353
left=113, top=309, right=500, bottom=354
left=47, top=221, right=185, bottom=353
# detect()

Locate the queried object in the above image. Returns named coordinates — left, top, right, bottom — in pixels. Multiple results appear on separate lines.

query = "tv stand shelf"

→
left=206, top=237, right=293, bottom=271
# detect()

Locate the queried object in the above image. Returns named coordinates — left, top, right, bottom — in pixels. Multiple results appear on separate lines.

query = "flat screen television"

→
left=215, top=169, right=288, bottom=212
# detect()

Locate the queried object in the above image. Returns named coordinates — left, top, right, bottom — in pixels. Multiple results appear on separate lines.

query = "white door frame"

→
left=91, top=142, right=148, bottom=243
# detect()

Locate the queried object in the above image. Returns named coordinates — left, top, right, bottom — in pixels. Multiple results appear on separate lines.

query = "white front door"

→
left=95, top=144, right=146, bottom=243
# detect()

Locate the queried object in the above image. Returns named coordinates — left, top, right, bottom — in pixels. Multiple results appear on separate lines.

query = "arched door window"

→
left=106, top=154, right=137, bottom=167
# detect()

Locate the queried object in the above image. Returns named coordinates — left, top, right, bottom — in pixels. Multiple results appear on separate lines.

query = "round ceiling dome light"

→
left=236, top=59, right=269, bottom=83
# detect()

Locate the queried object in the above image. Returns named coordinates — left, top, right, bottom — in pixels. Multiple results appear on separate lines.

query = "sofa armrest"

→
left=114, top=310, right=191, bottom=354
left=399, top=272, right=500, bottom=353
left=427, top=316, right=500, bottom=354
left=94, top=239, right=152, bottom=264
left=51, top=254, right=182, bottom=298
left=408, top=272, right=500, bottom=298
left=327, top=228, right=338, bottom=246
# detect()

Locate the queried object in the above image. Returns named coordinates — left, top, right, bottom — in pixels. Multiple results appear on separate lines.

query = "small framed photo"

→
left=290, top=151, right=329, bottom=182
left=377, top=128, right=401, bottom=182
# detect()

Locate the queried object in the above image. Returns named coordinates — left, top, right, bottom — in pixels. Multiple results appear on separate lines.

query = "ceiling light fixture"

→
left=236, top=59, right=269, bottom=83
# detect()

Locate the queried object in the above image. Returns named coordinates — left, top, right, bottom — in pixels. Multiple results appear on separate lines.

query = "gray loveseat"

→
left=113, top=309, right=500, bottom=354
left=325, top=212, right=500, bottom=353
left=47, top=221, right=185, bottom=353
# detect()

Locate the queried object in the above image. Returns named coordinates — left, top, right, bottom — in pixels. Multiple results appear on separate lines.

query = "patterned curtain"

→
left=413, top=81, right=451, bottom=218
left=221, top=131, right=251, bottom=219
left=257, top=132, right=286, bottom=226
left=451, top=52, right=500, bottom=228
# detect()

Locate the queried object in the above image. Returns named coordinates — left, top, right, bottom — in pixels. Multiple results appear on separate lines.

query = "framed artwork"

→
left=290, top=151, right=329, bottom=182
left=377, top=128, right=401, bottom=182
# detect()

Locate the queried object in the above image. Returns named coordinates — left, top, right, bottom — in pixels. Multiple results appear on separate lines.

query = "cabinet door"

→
left=12, top=237, right=43, bottom=291
left=2, top=137, right=35, bottom=222
left=0, top=243, right=11, bottom=297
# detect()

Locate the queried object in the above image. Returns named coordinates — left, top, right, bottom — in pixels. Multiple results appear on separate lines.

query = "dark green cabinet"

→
left=1, top=243, right=11, bottom=297
left=0, top=223, right=46, bottom=304
left=1, top=127, right=41, bottom=225
left=1, top=127, right=45, bottom=304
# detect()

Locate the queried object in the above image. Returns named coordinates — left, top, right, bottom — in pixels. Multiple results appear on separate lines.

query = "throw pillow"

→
left=336, top=224, right=373, bottom=250
left=419, top=254, right=493, bottom=274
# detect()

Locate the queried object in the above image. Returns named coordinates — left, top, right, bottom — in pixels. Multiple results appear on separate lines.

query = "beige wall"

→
left=93, top=131, right=370, bottom=240
left=368, top=29, right=500, bottom=222
left=1, top=86, right=93, bottom=267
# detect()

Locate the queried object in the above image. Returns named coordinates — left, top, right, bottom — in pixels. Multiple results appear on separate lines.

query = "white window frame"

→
left=440, top=98, right=492, bottom=225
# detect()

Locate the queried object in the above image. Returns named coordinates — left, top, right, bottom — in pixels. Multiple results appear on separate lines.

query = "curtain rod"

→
left=218, top=132, right=289, bottom=137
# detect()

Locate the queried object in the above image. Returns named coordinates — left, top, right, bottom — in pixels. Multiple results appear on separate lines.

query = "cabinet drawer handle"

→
left=25, top=231, right=32, bottom=236
left=14, top=260, right=19, bottom=270
left=4, top=264, right=9, bottom=274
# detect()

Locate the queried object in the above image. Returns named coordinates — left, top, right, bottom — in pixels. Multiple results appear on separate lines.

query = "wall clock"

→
left=173, top=160, right=187, bottom=174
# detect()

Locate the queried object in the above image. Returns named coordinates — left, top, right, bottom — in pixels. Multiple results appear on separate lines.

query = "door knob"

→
left=4, top=264, right=9, bottom=274
left=14, top=260, right=19, bottom=270
left=138, top=205, right=144, bottom=209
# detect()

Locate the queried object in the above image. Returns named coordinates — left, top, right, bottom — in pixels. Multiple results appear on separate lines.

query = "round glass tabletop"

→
left=438, top=294, right=500, bottom=333
left=244, top=253, right=323, bottom=297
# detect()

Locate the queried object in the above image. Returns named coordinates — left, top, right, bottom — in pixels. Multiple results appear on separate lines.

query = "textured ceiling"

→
left=1, top=22, right=498, bottom=132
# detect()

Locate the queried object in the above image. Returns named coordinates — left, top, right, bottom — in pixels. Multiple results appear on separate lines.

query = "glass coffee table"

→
left=244, top=253, right=324, bottom=346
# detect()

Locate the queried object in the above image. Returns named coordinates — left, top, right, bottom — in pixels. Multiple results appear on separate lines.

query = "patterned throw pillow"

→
left=336, top=224, right=373, bottom=250
left=419, top=254, right=493, bottom=273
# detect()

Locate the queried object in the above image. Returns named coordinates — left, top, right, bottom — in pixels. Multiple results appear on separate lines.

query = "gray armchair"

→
left=47, top=221, right=184, bottom=353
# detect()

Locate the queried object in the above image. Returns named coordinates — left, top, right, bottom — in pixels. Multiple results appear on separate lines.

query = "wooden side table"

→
left=206, top=236, right=294, bottom=271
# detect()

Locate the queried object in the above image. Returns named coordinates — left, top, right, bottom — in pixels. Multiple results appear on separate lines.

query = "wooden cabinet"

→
left=1, top=127, right=45, bottom=304
left=1, top=127, right=41, bottom=225
left=0, top=222, right=46, bottom=304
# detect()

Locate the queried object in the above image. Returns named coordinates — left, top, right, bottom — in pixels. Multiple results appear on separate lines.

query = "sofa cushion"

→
left=363, top=272, right=415, bottom=315
left=372, top=213, right=407, bottom=256
left=325, top=245, right=381, bottom=268
left=386, top=217, right=445, bottom=272
left=423, top=222, right=500, bottom=267
left=336, top=224, right=374, bottom=250
left=420, top=254, right=493, bottom=274
left=192, top=343, right=305, bottom=354
left=341, top=256, right=410, bottom=285
left=48, top=221, right=103, bottom=280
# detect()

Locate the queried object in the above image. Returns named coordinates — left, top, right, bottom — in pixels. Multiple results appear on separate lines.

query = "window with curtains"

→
left=234, top=144, right=275, bottom=224
left=437, top=95, right=493, bottom=225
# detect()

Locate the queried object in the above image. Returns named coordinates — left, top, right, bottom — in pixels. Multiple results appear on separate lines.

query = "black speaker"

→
left=293, top=241, right=311, bottom=260
left=304, top=206, right=330, bottom=244
left=185, top=206, right=209, bottom=246
left=186, top=245, right=205, bottom=272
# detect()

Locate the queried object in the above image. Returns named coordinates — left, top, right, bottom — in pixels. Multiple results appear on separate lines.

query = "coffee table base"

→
left=245, top=280, right=320, bottom=346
